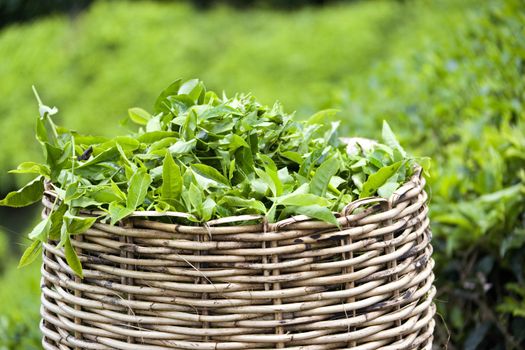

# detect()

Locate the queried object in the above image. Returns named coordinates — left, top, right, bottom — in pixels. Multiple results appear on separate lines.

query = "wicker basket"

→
left=40, top=168, right=435, bottom=350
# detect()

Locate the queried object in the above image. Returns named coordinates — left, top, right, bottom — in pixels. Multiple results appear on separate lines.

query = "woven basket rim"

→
left=42, top=167, right=423, bottom=232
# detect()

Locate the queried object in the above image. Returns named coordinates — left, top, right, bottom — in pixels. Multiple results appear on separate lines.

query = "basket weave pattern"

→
left=40, top=171, right=435, bottom=349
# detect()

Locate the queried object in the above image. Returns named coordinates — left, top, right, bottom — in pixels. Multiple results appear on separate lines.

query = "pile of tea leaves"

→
left=1, top=79, right=426, bottom=275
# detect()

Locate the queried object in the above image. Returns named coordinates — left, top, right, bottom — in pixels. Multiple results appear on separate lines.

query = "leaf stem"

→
left=31, top=85, right=43, bottom=105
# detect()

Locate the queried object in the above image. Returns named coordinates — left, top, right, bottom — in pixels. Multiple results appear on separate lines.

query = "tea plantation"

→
left=0, top=0, right=523, bottom=348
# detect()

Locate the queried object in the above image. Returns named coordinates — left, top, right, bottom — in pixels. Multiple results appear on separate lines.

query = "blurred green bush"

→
left=0, top=261, right=41, bottom=350
left=0, top=229, right=7, bottom=273
left=0, top=0, right=407, bottom=191
left=332, top=0, right=525, bottom=347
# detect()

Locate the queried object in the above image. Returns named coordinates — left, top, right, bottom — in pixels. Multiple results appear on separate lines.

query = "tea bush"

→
left=0, top=229, right=7, bottom=273
left=0, top=261, right=41, bottom=350
left=332, top=0, right=525, bottom=347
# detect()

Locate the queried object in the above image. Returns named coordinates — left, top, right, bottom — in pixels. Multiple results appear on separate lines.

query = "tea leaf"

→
left=307, top=109, right=339, bottom=125
left=192, top=164, right=229, bottom=186
left=278, top=193, right=331, bottom=207
left=169, top=139, right=197, bottom=155
left=28, top=218, right=51, bottom=241
left=179, top=78, right=205, bottom=102
left=126, top=169, right=152, bottom=210
left=311, top=157, right=339, bottom=197
left=161, top=152, right=182, bottom=201
left=0, top=177, right=44, bottom=207
left=280, top=151, right=303, bottom=164
left=9, top=162, right=50, bottom=177
left=137, top=131, right=177, bottom=143
left=49, top=203, right=67, bottom=240
left=109, top=202, right=134, bottom=225
left=65, top=182, right=83, bottom=203
left=292, top=205, right=338, bottom=226
left=35, top=116, right=48, bottom=144
left=154, top=79, right=182, bottom=114
left=64, top=211, right=97, bottom=235
left=201, top=197, right=216, bottom=221
left=220, top=196, right=267, bottom=214
left=78, top=146, right=119, bottom=168
left=18, top=240, right=42, bottom=269
left=360, top=161, right=403, bottom=198
left=377, top=174, right=401, bottom=198
left=382, top=121, right=406, bottom=157
left=258, top=154, right=283, bottom=196
left=146, top=115, right=162, bottom=132
left=128, top=107, right=151, bottom=125
left=255, top=168, right=278, bottom=197
left=64, top=236, right=83, bottom=278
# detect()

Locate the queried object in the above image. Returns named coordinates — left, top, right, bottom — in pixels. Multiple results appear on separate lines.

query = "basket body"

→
left=40, top=172, right=435, bottom=350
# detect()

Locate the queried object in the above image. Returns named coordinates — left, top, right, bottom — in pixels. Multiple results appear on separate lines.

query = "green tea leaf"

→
left=108, top=202, right=134, bottom=225
left=255, top=168, right=277, bottom=197
left=280, top=151, right=303, bottom=164
left=44, top=142, right=69, bottom=180
left=201, top=197, right=216, bottom=221
left=126, top=169, right=152, bottom=210
left=79, top=146, right=119, bottom=168
left=65, top=182, right=83, bottom=203
left=228, top=159, right=236, bottom=180
left=223, top=134, right=250, bottom=152
left=113, top=136, right=140, bottom=153
left=149, top=137, right=178, bottom=152
left=146, top=115, right=162, bottom=132
left=169, top=139, right=197, bottom=155
left=161, top=152, right=182, bottom=201
left=377, top=175, right=401, bottom=198
left=258, top=154, right=283, bottom=196
left=220, top=196, right=267, bottom=214
left=0, top=177, right=44, bottom=207
left=137, top=131, right=177, bottom=143
left=200, top=105, right=237, bottom=120
left=278, top=193, right=331, bottom=207
left=154, top=79, right=182, bottom=114
left=192, top=164, right=229, bottom=186
left=360, top=161, right=403, bottom=198
left=292, top=205, right=338, bottom=226
left=128, top=107, right=151, bottom=125
left=9, top=162, right=50, bottom=177
left=28, top=218, right=51, bottom=241
left=307, top=109, right=339, bottom=125
left=64, top=211, right=97, bottom=235
left=64, top=236, right=83, bottom=278
left=188, top=183, right=203, bottom=212
left=18, top=240, right=42, bottom=269
left=416, top=156, right=432, bottom=173
left=35, top=116, right=48, bottom=144
left=311, top=157, right=339, bottom=197
left=382, top=121, right=406, bottom=157
left=178, top=78, right=205, bottom=102
left=49, top=203, right=67, bottom=240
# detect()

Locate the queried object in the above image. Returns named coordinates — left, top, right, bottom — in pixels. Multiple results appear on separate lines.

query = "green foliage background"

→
left=0, top=0, right=407, bottom=191
left=1, top=0, right=524, bottom=349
